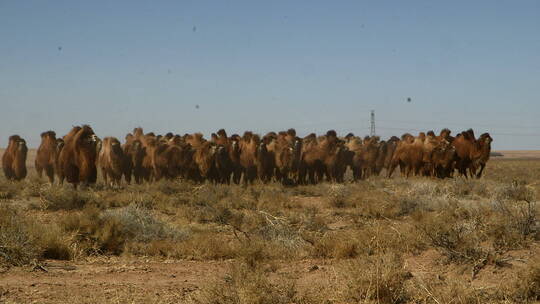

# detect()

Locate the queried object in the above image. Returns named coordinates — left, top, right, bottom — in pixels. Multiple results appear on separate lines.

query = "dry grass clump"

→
left=0, top=179, right=21, bottom=200
left=38, top=187, right=97, bottom=210
left=338, top=253, right=412, bottom=304
left=0, top=206, right=41, bottom=266
left=405, top=179, right=447, bottom=197
left=62, top=204, right=188, bottom=255
left=489, top=181, right=539, bottom=247
left=310, top=219, right=424, bottom=259
left=20, top=177, right=47, bottom=198
left=174, top=184, right=312, bottom=259
left=253, top=211, right=306, bottom=250
left=0, top=205, right=72, bottom=267
left=311, top=232, right=361, bottom=258
left=292, top=184, right=327, bottom=197
left=126, top=231, right=237, bottom=260
left=146, top=179, right=195, bottom=195
left=508, top=256, right=540, bottom=302
left=326, top=184, right=352, bottom=208
left=485, top=160, right=540, bottom=185
left=408, top=277, right=492, bottom=303
left=101, top=205, right=189, bottom=242
left=288, top=207, right=328, bottom=233
left=444, top=178, right=492, bottom=199
left=190, top=261, right=297, bottom=304
left=414, top=180, right=539, bottom=266
left=398, top=178, right=493, bottom=203
left=38, top=225, right=73, bottom=260
left=414, top=202, right=488, bottom=264
left=494, top=180, right=536, bottom=202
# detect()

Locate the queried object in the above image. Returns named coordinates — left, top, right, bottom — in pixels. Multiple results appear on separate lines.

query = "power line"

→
left=370, top=110, right=376, bottom=136
left=377, top=119, right=540, bottom=130
left=376, top=126, right=540, bottom=137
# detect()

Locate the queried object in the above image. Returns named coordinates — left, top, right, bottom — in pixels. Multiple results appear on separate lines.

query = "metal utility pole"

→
left=370, top=110, right=375, bottom=136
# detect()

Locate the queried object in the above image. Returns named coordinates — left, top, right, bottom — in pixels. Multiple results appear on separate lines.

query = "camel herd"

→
left=1, top=126, right=493, bottom=187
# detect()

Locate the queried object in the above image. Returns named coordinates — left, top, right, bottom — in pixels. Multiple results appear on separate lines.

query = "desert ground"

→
left=492, top=150, right=540, bottom=160
left=0, top=151, right=539, bottom=303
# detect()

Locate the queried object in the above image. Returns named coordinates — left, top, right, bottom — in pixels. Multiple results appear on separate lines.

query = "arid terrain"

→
left=1, top=155, right=539, bottom=303
left=492, top=150, right=540, bottom=160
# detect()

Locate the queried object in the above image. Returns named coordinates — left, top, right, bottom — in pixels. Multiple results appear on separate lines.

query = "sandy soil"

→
left=1, top=246, right=536, bottom=303
left=0, top=258, right=228, bottom=303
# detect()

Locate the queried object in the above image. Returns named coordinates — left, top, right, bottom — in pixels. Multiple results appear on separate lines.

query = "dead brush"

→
left=254, top=210, right=306, bottom=250
left=38, top=224, right=73, bottom=260
left=311, top=232, right=361, bottom=258
left=61, top=204, right=189, bottom=255
left=507, top=256, right=540, bottom=302
left=147, top=179, right=194, bottom=195
left=38, top=186, right=96, bottom=210
left=310, top=219, right=420, bottom=259
left=0, top=205, right=72, bottom=266
left=126, top=231, right=236, bottom=260
left=0, top=206, right=41, bottom=267
left=338, top=253, right=412, bottom=304
left=492, top=181, right=538, bottom=239
left=408, top=276, right=492, bottom=303
left=20, top=177, right=47, bottom=198
left=292, top=184, right=326, bottom=197
left=288, top=207, right=328, bottom=233
left=326, top=184, right=352, bottom=208
left=228, top=209, right=311, bottom=260
left=0, top=179, right=21, bottom=200
left=189, top=261, right=297, bottom=304
left=413, top=203, right=489, bottom=265
left=406, top=180, right=446, bottom=198
left=253, top=186, right=296, bottom=212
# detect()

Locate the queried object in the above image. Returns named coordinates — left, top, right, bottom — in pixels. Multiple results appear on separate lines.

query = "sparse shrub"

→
left=0, top=206, right=40, bottom=266
left=144, top=179, right=194, bottom=196
left=495, top=180, right=535, bottom=202
left=396, top=196, right=419, bottom=216
left=190, top=261, right=297, bottom=304
left=409, top=180, right=445, bottom=197
left=0, top=205, right=71, bottom=266
left=38, top=225, right=72, bottom=260
left=292, top=185, right=325, bottom=197
left=354, top=196, right=398, bottom=219
left=62, top=204, right=188, bottom=255
left=492, top=181, right=538, bottom=239
left=414, top=205, right=487, bottom=264
left=339, top=253, right=411, bottom=303
left=21, top=179, right=45, bottom=198
left=446, top=178, right=475, bottom=197
left=312, top=232, right=360, bottom=258
left=101, top=205, right=188, bottom=242
left=39, top=187, right=95, bottom=210
left=253, top=185, right=295, bottom=211
left=236, top=240, right=268, bottom=268
left=191, top=184, right=232, bottom=207
left=128, top=229, right=237, bottom=259
left=289, top=208, right=328, bottom=233
left=254, top=211, right=306, bottom=251
left=179, top=232, right=236, bottom=260
left=509, top=256, right=540, bottom=302
left=326, top=184, right=351, bottom=208
left=408, top=277, right=490, bottom=303
left=0, top=181, right=19, bottom=200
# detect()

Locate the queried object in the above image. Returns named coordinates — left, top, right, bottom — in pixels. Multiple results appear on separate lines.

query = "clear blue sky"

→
left=1, top=1, right=539, bottom=149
